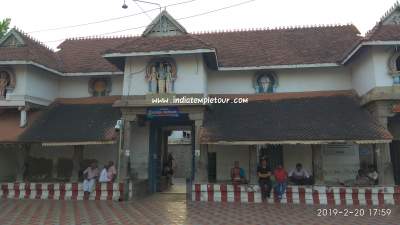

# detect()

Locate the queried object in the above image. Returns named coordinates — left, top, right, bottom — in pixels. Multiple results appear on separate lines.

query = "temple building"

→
left=0, top=4, right=400, bottom=203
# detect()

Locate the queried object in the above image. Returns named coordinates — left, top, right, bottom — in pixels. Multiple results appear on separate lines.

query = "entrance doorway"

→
left=259, top=145, right=283, bottom=170
left=148, top=118, right=194, bottom=194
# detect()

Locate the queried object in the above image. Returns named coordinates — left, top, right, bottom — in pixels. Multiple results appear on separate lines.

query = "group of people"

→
left=83, top=161, right=117, bottom=197
left=231, top=160, right=311, bottom=201
left=354, top=165, right=379, bottom=186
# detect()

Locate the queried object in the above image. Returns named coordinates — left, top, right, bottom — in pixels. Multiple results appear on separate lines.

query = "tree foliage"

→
left=0, top=18, right=11, bottom=38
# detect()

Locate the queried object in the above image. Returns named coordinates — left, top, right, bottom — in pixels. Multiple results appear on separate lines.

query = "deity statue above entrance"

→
left=146, top=58, right=177, bottom=94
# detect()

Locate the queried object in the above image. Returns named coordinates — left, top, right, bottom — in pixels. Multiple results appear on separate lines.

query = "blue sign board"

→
left=147, top=107, right=180, bottom=119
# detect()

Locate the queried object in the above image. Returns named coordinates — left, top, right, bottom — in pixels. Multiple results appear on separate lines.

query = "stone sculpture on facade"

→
left=146, top=58, right=177, bottom=94
left=0, top=71, right=11, bottom=98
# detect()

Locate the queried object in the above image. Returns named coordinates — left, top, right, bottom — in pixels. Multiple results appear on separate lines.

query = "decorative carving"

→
left=254, top=71, right=278, bottom=93
left=388, top=51, right=400, bottom=75
left=0, top=67, right=16, bottom=98
left=145, top=58, right=177, bottom=94
left=88, top=77, right=111, bottom=97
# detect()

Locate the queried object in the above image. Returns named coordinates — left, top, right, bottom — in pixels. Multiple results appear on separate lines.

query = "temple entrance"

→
left=148, top=118, right=194, bottom=194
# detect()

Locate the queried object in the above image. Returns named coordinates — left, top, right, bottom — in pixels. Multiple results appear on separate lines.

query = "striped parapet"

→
left=192, top=183, right=400, bottom=206
left=0, top=182, right=132, bottom=201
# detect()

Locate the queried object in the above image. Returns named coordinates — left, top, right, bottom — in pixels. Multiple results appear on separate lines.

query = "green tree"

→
left=0, top=18, right=11, bottom=38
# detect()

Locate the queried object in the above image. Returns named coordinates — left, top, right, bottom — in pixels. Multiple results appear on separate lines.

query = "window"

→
left=88, top=78, right=111, bottom=97
left=254, top=72, right=277, bottom=93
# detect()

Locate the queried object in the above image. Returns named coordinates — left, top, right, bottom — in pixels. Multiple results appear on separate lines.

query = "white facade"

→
left=123, top=54, right=207, bottom=96
left=350, top=46, right=395, bottom=95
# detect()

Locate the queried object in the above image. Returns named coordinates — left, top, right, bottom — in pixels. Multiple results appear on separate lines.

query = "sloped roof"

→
left=0, top=24, right=364, bottom=73
left=0, top=109, right=42, bottom=143
left=365, top=2, right=400, bottom=42
left=19, top=97, right=121, bottom=144
left=56, top=37, right=131, bottom=73
left=0, top=28, right=61, bottom=71
left=104, top=34, right=214, bottom=55
left=367, top=24, right=400, bottom=41
left=201, top=91, right=392, bottom=144
left=195, top=25, right=361, bottom=67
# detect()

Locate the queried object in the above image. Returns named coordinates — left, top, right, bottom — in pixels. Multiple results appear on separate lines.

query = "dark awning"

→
left=19, top=97, right=121, bottom=146
left=201, top=91, right=392, bottom=145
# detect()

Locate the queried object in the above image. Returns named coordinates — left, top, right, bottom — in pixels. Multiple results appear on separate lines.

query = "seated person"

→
left=230, top=161, right=247, bottom=184
left=273, top=165, right=288, bottom=200
left=288, top=163, right=310, bottom=185
left=355, top=169, right=370, bottom=186
left=367, top=165, right=379, bottom=185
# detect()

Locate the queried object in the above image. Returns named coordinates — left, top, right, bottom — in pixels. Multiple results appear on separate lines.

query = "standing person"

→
left=99, top=164, right=109, bottom=183
left=257, top=158, right=272, bottom=201
left=164, top=153, right=176, bottom=185
left=289, top=163, right=310, bottom=185
left=83, top=162, right=99, bottom=198
left=107, top=161, right=117, bottom=182
left=273, top=164, right=288, bottom=200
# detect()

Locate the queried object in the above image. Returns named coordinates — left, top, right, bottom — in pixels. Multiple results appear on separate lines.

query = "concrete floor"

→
left=0, top=194, right=399, bottom=225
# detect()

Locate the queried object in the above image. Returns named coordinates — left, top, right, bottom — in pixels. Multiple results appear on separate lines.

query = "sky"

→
left=0, top=0, right=397, bottom=49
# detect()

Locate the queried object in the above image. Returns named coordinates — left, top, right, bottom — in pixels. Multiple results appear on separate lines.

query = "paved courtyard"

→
left=0, top=194, right=399, bottom=225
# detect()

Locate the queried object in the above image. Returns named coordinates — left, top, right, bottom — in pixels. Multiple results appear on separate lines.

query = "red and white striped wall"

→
left=192, top=184, right=400, bottom=205
left=0, top=182, right=132, bottom=200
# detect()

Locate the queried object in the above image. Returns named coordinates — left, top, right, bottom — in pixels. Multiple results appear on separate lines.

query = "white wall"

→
left=5, top=65, right=27, bottom=99
left=59, top=76, right=123, bottom=98
left=25, top=66, right=59, bottom=101
left=123, top=54, right=207, bottom=96
left=283, top=145, right=313, bottom=174
left=207, top=67, right=352, bottom=94
left=208, top=145, right=253, bottom=182
left=322, top=143, right=360, bottom=183
left=351, top=46, right=394, bottom=96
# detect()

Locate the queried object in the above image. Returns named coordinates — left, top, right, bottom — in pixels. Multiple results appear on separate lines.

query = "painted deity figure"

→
left=257, top=75, right=273, bottom=93
left=164, top=63, right=176, bottom=93
left=0, top=72, right=9, bottom=98
left=148, top=65, right=158, bottom=93
left=157, top=64, right=166, bottom=94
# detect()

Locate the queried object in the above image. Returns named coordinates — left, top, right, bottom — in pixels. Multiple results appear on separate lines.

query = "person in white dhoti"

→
left=99, top=164, right=110, bottom=183
left=83, top=162, right=99, bottom=197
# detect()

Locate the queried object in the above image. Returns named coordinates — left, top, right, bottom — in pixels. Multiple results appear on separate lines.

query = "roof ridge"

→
left=365, top=1, right=400, bottom=39
left=12, top=27, right=55, bottom=52
left=64, top=34, right=139, bottom=42
left=191, top=23, right=355, bottom=34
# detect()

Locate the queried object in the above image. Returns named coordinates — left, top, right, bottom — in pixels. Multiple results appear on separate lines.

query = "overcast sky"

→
left=1, top=0, right=396, bottom=49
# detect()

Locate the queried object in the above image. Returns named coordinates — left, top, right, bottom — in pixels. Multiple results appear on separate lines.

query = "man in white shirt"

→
left=289, top=163, right=310, bottom=185
left=83, top=162, right=99, bottom=197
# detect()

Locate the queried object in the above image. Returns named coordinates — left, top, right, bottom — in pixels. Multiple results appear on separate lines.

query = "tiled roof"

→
left=366, top=24, right=400, bottom=41
left=56, top=37, right=131, bottom=73
left=0, top=29, right=61, bottom=71
left=0, top=109, right=42, bottom=143
left=104, top=34, right=214, bottom=54
left=19, top=97, right=121, bottom=143
left=201, top=91, right=392, bottom=144
left=0, top=24, right=362, bottom=74
left=195, top=25, right=361, bottom=67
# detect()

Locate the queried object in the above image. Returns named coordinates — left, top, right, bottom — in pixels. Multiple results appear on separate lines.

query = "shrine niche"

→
left=145, top=58, right=177, bottom=94
left=0, top=67, right=16, bottom=98
left=88, top=77, right=111, bottom=97
left=254, top=71, right=278, bottom=93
